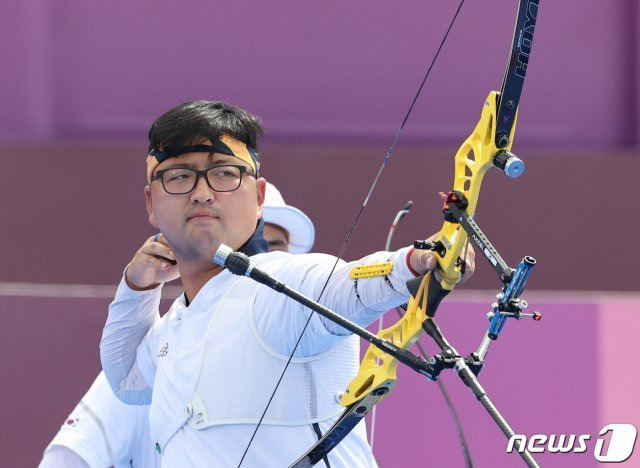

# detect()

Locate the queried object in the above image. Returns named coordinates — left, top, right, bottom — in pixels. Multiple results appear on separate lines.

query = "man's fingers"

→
left=409, top=249, right=438, bottom=274
left=141, top=239, right=175, bottom=261
left=425, top=233, right=438, bottom=243
left=150, top=232, right=172, bottom=247
left=142, top=253, right=172, bottom=270
left=458, top=244, right=476, bottom=284
left=466, top=243, right=476, bottom=260
left=147, top=233, right=173, bottom=250
left=422, top=253, right=437, bottom=271
left=126, top=235, right=179, bottom=290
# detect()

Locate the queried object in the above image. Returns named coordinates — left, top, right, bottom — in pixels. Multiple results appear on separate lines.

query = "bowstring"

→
left=237, top=2, right=465, bottom=465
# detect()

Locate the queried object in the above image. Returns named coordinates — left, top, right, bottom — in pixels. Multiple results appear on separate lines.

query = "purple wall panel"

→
left=0, top=1, right=54, bottom=139
left=1, top=1, right=638, bottom=146
left=0, top=294, right=174, bottom=468
left=0, top=296, right=106, bottom=468
left=2, top=143, right=639, bottom=292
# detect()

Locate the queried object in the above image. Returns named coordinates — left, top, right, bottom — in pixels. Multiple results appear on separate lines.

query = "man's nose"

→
left=190, top=174, right=215, bottom=203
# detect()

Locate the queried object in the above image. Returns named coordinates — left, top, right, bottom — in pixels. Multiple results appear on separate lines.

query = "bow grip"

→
left=406, top=271, right=451, bottom=320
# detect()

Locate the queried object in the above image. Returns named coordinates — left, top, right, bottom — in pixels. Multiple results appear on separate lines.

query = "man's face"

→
left=145, top=146, right=266, bottom=262
left=264, top=223, right=290, bottom=252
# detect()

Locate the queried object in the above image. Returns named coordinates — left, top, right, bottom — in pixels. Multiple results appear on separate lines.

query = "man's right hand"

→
left=125, top=234, right=179, bottom=290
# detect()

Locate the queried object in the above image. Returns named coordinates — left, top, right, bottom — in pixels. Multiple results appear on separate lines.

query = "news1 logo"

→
left=507, top=424, right=638, bottom=462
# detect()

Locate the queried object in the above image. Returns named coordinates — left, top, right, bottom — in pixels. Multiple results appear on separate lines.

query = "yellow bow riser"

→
left=341, top=273, right=431, bottom=406
left=436, top=90, right=518, bottom=289
left=341, top=90, right=517, bottom=408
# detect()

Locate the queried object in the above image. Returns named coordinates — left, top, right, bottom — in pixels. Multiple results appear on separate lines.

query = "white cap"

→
left=263, top=182, right=315, bottom=254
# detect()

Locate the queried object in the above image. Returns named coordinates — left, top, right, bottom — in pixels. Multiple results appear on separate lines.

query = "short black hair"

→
left=148, top=100, right=264, bottom=154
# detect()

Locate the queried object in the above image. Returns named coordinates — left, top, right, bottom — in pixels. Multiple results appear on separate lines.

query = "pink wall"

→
left=599, top=297, right=640, bottom=432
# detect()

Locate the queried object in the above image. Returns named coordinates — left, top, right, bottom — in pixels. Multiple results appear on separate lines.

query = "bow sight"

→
left=418, top=188, right=542, bottom=381
left=410, top=187, right=543, bottom=381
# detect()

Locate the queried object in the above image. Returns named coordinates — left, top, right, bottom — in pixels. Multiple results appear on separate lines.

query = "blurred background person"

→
left=263, top=182, right=315, bottom=254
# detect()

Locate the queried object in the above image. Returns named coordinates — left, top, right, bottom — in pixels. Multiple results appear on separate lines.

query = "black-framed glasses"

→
left=152, top=165, right=254, bottom=194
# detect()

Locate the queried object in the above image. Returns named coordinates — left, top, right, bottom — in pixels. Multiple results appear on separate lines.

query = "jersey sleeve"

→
left=100, top=273, right=163, bottom=405
left=39, top=445, right=90, bottom=468
left=40, top=372, right=152, bottom=467
left=253, top=247, right=415, bottom=356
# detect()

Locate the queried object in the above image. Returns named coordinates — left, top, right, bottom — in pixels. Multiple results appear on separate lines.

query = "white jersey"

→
left=40, top=372, right=160, bottom=468
left=101, top=248, right=414, bottom=467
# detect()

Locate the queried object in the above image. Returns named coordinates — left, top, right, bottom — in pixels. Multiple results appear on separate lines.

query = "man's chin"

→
left=178, top=230, right=220, bottom=259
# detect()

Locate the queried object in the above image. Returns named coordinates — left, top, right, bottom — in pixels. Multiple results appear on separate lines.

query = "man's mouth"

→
left=187, top=212, right=218, bottom=222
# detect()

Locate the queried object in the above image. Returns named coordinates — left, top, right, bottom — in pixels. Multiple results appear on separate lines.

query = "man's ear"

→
left=145, top=186, right=159, bottom=228
left=256, top=177, right=267, bottom=218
